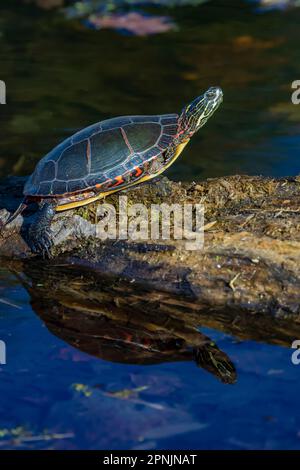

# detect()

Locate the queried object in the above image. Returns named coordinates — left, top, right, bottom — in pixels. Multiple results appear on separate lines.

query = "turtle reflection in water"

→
left=17, top=261, right=236, bottom=384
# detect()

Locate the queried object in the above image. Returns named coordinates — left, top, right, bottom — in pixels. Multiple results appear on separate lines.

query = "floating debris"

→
left=85, top=11, right=176, bottom=36
left=0, top=425, right=74, bottom=448
left=101, top=385, right=166, bottom=410
left=72, top=383, right=93, bottom=397
left=65, top=1, right=210, bottom=19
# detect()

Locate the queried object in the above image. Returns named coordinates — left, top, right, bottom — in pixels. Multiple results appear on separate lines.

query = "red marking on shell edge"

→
left=96, top=179, right=113, bottom=190
left=135, top=166, right=142, bottom=177
left=110, top=175, right=124, bottom=188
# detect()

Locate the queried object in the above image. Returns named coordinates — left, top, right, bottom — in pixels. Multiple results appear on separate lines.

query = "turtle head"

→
left=179, top=86, right=223, bottom=137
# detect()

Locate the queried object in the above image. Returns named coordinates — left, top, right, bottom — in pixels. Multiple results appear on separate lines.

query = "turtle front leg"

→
left=28, top=201, right=56, bottom=258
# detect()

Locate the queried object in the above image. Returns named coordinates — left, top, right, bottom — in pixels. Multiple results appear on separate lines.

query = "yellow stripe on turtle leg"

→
left=55, top=193, right=104, bottom=211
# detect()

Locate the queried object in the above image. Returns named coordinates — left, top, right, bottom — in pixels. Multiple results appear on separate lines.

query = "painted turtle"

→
left=3, top=86, right=223, bottom=255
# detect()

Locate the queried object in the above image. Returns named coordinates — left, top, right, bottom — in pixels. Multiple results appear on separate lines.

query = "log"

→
left=1, top=173, right=300, bottom=323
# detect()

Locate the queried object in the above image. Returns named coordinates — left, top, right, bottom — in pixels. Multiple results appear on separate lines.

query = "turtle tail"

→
left=1, top=198, right=28, bottom=230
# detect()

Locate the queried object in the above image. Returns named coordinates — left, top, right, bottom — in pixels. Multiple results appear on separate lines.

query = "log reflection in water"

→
left=9, top=260, right=237, bottom=384
left=7, top=254, right=300, bottom=384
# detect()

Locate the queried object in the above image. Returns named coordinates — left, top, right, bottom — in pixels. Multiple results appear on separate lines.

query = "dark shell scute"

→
left=52, top=180, right=67, bottom=195
left=85, top=175, right=106, bottom=188
left=72, top=122, right=101, bottom=144
left=131, top=115, right=160, bottom=123
left=25, top=158, right=48, bottom=192
left=124, top=123, right=161, bottom=153
left=144, top=146, right=162, bottom=159
left=163, top=124, right=178, bottom=135
left=42, top=138, right=72, bottom=163
left=106, top=169, right=119, bottom=180
left=38, top=182, right=53, bottom=195
left=107, top=166, right=126, bottom=179
left=67, top=180, right=85, bottom=193
left=158, top=134, right=174, bottom=148
left=40, top=160, right=56, bottom=181
left=24, top=170, right=44, bottom=195
left=101, top=117, right=131, bottom=131
left=90, top=128, right=130, bottom=173
left=57, top=140, right=89, bottom=180
left=160, top=116, right=178, bottom=126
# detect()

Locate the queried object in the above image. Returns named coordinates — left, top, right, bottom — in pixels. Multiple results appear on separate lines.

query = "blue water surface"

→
left=0, top=274, right=299, bottom=450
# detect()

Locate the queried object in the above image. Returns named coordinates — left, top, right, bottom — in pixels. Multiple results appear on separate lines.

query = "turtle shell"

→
left=24, top=114, right=179, bottom=197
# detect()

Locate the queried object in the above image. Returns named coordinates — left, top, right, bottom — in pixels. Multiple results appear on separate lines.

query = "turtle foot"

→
left=28, top=228, right=53, bottom=259
left=27, top=201, right=56, bottom=259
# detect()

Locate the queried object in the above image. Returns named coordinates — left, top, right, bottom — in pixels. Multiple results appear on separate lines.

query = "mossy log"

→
left=1, top=174, right=300, bottom=321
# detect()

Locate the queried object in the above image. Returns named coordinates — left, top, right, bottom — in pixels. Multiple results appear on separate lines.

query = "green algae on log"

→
left=0, top=174, right=300, bottom=319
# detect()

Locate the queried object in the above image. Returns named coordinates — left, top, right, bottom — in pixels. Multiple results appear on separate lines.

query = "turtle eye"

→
left=205, top=86, right=223, bottom=100
left=205, top=90, right=216, bottom=99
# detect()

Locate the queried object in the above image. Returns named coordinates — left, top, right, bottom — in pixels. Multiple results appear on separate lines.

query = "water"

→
left=1, top=262, right=300, bottom=450
left=0, top=0, right=300, bottom=450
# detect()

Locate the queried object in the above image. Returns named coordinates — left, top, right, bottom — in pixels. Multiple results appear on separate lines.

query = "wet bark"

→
left=1, top=174, right=300, bottom=319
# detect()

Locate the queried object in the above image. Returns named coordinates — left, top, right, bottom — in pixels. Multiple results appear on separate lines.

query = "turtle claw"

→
left=28, top=229, right=54, bottom=259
